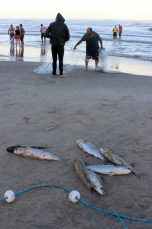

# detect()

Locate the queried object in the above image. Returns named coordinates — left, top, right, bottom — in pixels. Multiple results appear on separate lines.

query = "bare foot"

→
left=52, top=75, right=57, bottom=77
left=59, top=75, right=66, bottom=78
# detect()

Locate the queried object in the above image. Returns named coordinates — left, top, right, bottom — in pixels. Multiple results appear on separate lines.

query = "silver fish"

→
left=86, top=165, right=132, bottom=176
left=73, top=158, right=95, bottom=192
left=76, top=139, right=108, bottom=163
left=12, top=146, right=67, bottom=164
left=100, top=148, right=145, bottom=179
left=86, top=169, right=105, bottom=195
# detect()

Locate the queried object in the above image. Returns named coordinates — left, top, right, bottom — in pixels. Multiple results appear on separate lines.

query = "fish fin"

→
left=135, top=171, right=148, bottom=179
left=88, top=183, right=96, bottom=193
left=31, top=145, right=48, bottom=149
left=89, top=187, right=94, bottom=195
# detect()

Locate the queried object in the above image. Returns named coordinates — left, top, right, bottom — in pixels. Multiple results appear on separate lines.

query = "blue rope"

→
left=14, top=184, right=70, bottom=196
left=0, top=197, right=7, bottom=202
left=1, top=184, right=152, bottom=229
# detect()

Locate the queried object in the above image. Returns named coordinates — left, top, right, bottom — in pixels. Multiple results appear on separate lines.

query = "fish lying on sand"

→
left=73, top=158, right=95, bottom=192
left=86, top=165, right=132, bottom=176
left=86, top=169, right=105, bottom=195
left=100, top=148, right=146, bottom=179
left=7, top=146, right=67, bottom=164
left=76, top=139, right=108, bottom=164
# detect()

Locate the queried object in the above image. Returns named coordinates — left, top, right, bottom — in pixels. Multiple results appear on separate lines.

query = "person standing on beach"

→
left=40, top=24, right=46, bottom=43
left=118, top=24, right=122, bottom=38
left=44, top=13, right=70, bottom=78
left=14, top=26, right=20, bottom=46
left=8, top=24, right=15, bottom=40
left=20, top=24, right=25, bottom=46
left=74, top=28, right=103, bottom=71
left=113, top=26, right=118, bottom=39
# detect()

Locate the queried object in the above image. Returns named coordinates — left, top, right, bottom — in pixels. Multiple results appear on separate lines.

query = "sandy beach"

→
left=0, top=60, right=152, bottom=229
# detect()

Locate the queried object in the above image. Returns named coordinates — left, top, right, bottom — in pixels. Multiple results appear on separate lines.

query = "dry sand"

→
left=0, top=61, right=152, bottom=229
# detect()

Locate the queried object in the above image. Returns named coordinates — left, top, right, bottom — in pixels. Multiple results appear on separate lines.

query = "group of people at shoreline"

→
left=8, top=15, right=123, bottom=76
left=8, top=24, right=25, bottom=47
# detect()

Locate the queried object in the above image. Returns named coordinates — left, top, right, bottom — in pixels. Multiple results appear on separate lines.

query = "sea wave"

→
left=108, top=53, right=152, bottom=62
left=0, top=18, right=152, bottom=63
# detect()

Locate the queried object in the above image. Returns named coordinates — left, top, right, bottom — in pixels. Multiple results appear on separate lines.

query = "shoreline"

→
left=0, top=43, right=152, bottom=77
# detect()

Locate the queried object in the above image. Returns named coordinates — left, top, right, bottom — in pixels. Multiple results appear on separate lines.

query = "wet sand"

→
left=0, top=43, right=152, bottom=77
left=0, top=61, right=152, bottom=229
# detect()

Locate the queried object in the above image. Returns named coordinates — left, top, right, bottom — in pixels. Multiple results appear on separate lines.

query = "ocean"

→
left=0, top=18, right=152, bottom=75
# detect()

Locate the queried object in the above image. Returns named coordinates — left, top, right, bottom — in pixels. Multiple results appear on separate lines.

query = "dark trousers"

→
left=51, top=45, right=64, bottom=75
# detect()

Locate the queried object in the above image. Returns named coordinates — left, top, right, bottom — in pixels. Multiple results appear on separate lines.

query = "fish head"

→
left=100, top=148, right=110, bottom=156
left=14, top=148, right=24, bottom=155
left=95, top=186, right=105, bottom=195
left=76, top=139, right=85, bottom=146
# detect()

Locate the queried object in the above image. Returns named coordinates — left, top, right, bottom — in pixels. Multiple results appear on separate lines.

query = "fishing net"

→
left=97, top=48, right=108, bottom=72
left=0, top=179, right=151, bottom=229
left=33, top=46, right=109, bottom=75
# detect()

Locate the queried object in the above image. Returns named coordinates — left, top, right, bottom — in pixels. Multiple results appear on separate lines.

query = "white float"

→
left=4, top=190, right=15, bottom=203
left=69, top=190, right=80, bottom=203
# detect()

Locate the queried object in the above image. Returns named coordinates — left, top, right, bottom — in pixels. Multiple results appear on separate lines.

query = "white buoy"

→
left=4, top=190, right=15, bottom=203
left=69, top=190, right=80, bottom=203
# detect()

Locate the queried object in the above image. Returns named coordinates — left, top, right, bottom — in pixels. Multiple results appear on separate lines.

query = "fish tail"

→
left=103, top=159, right=109, bottom=165
left=135, top=171, right=148, bottom=179
left=59, top=158, right=71, bottom=164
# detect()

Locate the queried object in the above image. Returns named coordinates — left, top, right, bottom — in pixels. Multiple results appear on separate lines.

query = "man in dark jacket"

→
left=45, top=13, right=70, bottom=78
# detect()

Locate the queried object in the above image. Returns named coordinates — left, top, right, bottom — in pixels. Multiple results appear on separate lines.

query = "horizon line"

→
left=1, top=18, right=152, bottom=21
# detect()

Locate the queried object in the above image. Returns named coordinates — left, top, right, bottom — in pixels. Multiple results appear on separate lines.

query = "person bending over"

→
left=74, top=28, right=103, bottom=71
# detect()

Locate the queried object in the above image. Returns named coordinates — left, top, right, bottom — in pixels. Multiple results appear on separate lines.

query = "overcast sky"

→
left=1, top=0, right=152, bottom=20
